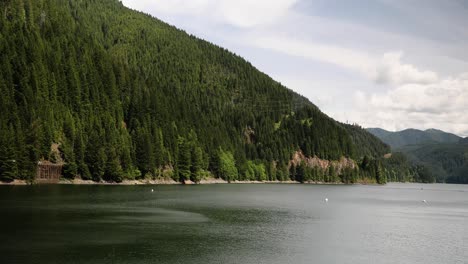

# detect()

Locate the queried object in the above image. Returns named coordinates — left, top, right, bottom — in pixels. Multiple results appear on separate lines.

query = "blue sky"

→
left=121, top=0, right=468, bottom=137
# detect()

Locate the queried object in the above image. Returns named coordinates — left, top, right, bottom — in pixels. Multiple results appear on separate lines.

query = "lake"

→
left=0, top=183, right=466, bottom=264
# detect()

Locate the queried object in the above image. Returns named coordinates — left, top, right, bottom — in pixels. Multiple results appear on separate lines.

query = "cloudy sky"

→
left=121, top=0, right=468, bottom=137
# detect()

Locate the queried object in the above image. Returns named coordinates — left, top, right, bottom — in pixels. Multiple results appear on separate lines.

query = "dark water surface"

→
left=0, top=183, right=466, bottom=264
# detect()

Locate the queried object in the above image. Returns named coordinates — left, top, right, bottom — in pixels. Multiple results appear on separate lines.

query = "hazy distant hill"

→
left=397, top=143, right=468, bottom=184
left=367, top=128, right=461, bottom=149
left=368, top=128, right=468, bottom=183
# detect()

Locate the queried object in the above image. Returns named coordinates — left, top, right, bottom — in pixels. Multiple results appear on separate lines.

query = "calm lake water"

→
left=0, top=183, right=466, bottom=264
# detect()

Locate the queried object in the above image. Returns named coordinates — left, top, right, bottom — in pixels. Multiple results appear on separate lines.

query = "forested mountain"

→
left=367, top=128, right=461, bottom=149
left=0, top=0, right=392, bottom=184
left=396, top=143, right=468, bottom=184
left=369, top=128, right=468, bottom=183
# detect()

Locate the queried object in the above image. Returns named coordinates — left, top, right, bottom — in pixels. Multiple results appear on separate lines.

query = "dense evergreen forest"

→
left=396, top=143, right=468, bottom=184
left=369, top=128, right=468, bottom=184
left=1, top=0, right=398, bottom=184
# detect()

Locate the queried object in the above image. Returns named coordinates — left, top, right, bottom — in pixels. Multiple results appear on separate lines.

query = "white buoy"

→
left=151, top=189, right=154, bottom=192
left=325, top=198, right=328, bottom=203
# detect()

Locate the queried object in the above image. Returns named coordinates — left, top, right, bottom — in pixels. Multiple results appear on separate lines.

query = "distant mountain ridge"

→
left=368, top=128, right=468, bottom=184
left=367, top=128, right=461, bottom=149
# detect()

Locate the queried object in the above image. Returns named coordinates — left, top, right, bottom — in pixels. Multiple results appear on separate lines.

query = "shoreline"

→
left=0, top=180, right=446, bottom=186
left=0, top=178, right=351, bottom=186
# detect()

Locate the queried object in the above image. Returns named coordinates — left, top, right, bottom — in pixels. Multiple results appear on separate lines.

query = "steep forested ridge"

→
left=0, top=0, right=390, bottom=183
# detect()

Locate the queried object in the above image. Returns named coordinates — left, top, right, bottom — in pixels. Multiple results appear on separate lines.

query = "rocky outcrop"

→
left=289, top=151, right=357, bottom=174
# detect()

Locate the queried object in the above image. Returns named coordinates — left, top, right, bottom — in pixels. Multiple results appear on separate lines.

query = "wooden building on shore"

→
left=36, top=161, right=63, bottom=183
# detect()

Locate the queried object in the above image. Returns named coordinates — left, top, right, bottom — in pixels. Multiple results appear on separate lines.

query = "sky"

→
left=121, top=0, right=468, bottom=137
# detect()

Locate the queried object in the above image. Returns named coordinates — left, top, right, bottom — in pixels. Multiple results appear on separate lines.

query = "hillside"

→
left=369, top=128, right=468, bottom=183
left=397, top=143, right=468, bottom=184
left=0, top=0, right=390, bottom=184
left=367, top=128, right=461, bottom=149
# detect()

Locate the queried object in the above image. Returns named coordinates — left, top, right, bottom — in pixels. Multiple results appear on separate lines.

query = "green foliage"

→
left=359, top=156, right=386, bottom=184
left=381, top=153, right=413, bottom=182
left=446, top=164, right=468, bottom=184
left=254, top=163, right=267, bottom=181
left=0, top=126, right=19, bottom=182
left=412, top=165, right=436, bottom=183
left=190, top=146, right=204, bottom=183
left=345, top=125, right=390, bottom=158
left=217, top=150, right=238, bottom=182
left=62, top=162, right=78, bottom=179
left=397, top=143, right=468, bottom=183
left=369, top=128, right=468, bottom=184
left=340, top=167, right=357, bottom=184
left=177, top=137, right=191, bottom=182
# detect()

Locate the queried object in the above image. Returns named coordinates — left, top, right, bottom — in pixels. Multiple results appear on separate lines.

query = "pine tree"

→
left=0, top=125, right=19, bottom=182
left=177, top=137, right=191, bottom=182
left=191, top=146, right=204, bottom=183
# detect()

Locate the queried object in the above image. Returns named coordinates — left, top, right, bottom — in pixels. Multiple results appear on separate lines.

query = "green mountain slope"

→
left=343, top=124, right=391, bottom=158
left=368, top=128, right=468, bottom=183
left=367, top=128, right=461, bottom=149
left=0, top=0, right=389, bottom=183
left=397, top=143, right=468, bottom=184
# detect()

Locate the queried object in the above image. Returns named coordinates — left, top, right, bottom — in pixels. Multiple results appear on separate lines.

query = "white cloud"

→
left=120, top=0, right=211, bottom=16
left=250, top=35, right=375, bottom=75
left=121, top=0, right=298, bottom=28
left=348, top=73, right=468, bottom=136
left=216, top=0, right=298, bottom=28
left=373, top=52, right=438, bottom=85
left=370, top=74, right=467, bottom=113
left=249, top=35, right=439, bottom=86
